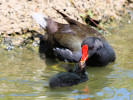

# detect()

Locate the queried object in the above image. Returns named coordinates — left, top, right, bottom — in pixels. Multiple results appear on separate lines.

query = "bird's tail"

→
left=32, top=12, right=47, bottom=29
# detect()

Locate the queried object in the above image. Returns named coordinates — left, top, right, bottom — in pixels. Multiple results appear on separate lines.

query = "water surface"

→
left=0, top=20, right=133, bottom=100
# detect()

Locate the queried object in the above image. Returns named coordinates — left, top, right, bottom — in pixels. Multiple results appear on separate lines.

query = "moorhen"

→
left=49, top=64, right=88, bottom=87
left=32, top=8, right=116, bottom=67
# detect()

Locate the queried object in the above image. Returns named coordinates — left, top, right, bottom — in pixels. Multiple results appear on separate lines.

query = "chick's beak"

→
left=79, top=61, right=86, bottom=70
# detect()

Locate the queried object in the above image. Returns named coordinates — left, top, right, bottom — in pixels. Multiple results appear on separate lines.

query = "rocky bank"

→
left=0, top=0, right=133, bottom=48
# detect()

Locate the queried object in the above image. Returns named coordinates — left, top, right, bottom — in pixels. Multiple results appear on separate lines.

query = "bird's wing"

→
left=53, top=32, right=82, bottom=52
left=53, top=8, right=105, bottom=40
left=53, top=48, right=81, bottom=62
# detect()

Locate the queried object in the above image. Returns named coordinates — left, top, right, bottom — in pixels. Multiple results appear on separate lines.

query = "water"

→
left=0, top=19, right=133, bottom=100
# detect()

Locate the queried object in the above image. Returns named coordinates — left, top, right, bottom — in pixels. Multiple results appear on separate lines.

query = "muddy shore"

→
left=0, top=0, right=133, bottom=48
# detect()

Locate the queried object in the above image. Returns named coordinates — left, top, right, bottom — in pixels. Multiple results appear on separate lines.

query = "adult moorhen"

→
left=32, top=8, right=116, bottom=68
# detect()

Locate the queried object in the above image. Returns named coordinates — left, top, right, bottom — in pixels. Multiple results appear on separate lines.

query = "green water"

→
left=0, top=20, right=133, bottom=100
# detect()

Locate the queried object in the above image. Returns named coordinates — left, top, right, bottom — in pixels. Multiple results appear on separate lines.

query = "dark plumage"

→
left=49, top=64, right=88, bottom=87
left=33, top=8, right=116, bottom=66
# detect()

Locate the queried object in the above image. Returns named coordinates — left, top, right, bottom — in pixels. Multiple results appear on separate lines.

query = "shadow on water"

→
left=0, top=19, right=133, bottom=100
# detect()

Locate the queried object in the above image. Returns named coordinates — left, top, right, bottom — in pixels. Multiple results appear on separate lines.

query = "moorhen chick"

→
left=49, top=64, right=88, bottom=87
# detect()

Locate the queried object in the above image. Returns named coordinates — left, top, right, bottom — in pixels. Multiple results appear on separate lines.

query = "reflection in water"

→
left=0, top=20, right=133, bottom=99
left=96, top=87, right=133, bottom=100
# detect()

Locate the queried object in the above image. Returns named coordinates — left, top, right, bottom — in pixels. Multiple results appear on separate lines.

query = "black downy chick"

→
left=49, top=64, right=88, bottom=88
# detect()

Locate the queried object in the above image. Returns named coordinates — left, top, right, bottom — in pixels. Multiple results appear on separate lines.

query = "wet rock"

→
left=11, top=36, right=25, bottom=46
left=3, top=36, right=25, bottom=46
left=127, top=9, right=133, bottom=20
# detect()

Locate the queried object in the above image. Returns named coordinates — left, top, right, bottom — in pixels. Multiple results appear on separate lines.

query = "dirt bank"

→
left=0, top=0, right=133, bottom=48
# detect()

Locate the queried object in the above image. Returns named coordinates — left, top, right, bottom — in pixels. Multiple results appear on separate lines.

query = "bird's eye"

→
left=90, top=46, right=94, bottom=50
